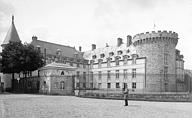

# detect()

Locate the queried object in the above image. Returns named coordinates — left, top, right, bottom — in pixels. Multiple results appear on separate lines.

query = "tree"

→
left=21, top=43, right=44, bottom=77
left=1, top=41, right=44, bottom=90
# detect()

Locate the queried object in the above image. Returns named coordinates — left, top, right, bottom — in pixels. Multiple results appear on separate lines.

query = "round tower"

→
left=132, top=30, right=178, bottom=92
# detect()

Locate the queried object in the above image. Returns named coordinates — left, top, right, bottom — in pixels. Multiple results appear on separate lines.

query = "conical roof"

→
left=2, top=16, right=21, bottom=46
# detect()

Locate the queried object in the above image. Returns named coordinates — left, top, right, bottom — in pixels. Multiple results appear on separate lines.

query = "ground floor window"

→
left=116, top=83, right=120, bottom=88
left=123, top=83, right=127, bottom=89
left=132, top=82, right=136, bottom=89
left=90, top=83, right=93, bottom=88
left=83, top=83, right=86, bottom=88
left=60, top=81, right=65, bottom=89
left=107, top=83, right=111, bottom=88
left=76, top=83, right=80, bottom=88
left=98, top=83, right=102, bottom=89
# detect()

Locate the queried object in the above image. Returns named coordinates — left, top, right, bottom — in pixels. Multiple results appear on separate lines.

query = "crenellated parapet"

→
left=132, top=30, right=178, bottom=46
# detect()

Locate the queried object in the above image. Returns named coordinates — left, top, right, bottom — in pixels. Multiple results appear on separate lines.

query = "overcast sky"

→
left=0, top=0, right=192, bottom=69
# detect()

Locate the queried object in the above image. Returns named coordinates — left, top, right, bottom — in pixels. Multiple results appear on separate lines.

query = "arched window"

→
left=100, top=53, right=105, bottom=58
left=60, top=81, right=65, bottom=89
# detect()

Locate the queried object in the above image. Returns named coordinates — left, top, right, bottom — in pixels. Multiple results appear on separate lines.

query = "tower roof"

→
left=2, top=16, right=21, bottom=46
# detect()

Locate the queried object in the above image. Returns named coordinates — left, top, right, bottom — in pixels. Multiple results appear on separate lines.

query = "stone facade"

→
left=132, top=31, right=180, bottom=92
left=84, top=30, right=185, bottom=92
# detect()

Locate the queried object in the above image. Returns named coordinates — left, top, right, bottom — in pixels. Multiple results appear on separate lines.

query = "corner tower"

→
left=132, top=30, right=178, bottom=92
left=1, top=15, right=21, bottom=49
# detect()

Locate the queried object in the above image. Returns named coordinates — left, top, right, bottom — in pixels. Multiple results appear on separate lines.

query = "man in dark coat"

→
left=123, top=88, right=129, bottom=106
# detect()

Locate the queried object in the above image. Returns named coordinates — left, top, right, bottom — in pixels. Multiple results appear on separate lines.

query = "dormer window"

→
left=36, top=45, right=41, bottom=52
left=117, top=50, right=123, bottom=55
left=92, top=55, right=97, bottom=59
left=100, top=53, right=105, bottom=58
left=109, top=52, right=114, bottom=56
left=56, top=49, right=61, bottom=55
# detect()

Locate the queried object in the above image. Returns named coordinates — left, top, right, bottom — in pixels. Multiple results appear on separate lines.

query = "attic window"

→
left=36, top=45, right=41, bottom=51
left=117, top=50, right=123, bottom=55
left=100, top=53, right=105, bottom=58
left=127, top=49, right=130, bottom=53
left=92, top=55, right=97, bottom=59
left=109, top=52, right=114, bottom=56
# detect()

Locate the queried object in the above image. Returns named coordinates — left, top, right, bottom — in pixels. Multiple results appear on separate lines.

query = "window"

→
left=98, top=59, right=103, bottom=68
left=123, top=83, right=127, bottom=89
left=76, top=71, right=80, bottom=79
left=107, top=71, right=111, bottom=79
left=92, top=55, right=97, bottom=59
left=116, top=83, right=120, bottom=88
left=107, top=58, right=111, bottom=67
left=164, top=53, right=168, bottom=65
left=83, top=83, right=86, bottom=88
left=83, top=64, right=86, bottom=69
left=127, top=49, right=130, bottom=53
left=98, top=71, right=102, bottom=79
left=90, top=72, right=93, bottom=80
left=90, top=83, right=93, bottom=88
left=100, top=53, right=105, bottom=58
left=60, top=81, right=65, bottom=89
left=107, top=83, right=111, bottom=88
left=98, top=83, right=102, bottom=89
left=117, top=50, right=123, bottom=55
left=115, top=58, right=119, bottom=66
left=70, top=62, right=73, bottom=66
left=132, top=54, right=138, bottom=64
left=132, top=58, right=136, bottom=64
left=116, top=70, right=119, bottom=79
left=109, top=52, right=114, bottom=56
left=123, top=69, right=127, bottom=79
left=123, top=56, right=128, bottom=65
left=132, top=69, right=136, bottom=78
left=83, top=72, right=86, bottom=80
left=164, top=66, right=168, bottom=80
left=77, top=63, right=80, bottom=67
left=76, top=83, right=80, bottom=88
left=90, top=60, right=94, bottom=69
left=132, top=82, right=136, bottom=89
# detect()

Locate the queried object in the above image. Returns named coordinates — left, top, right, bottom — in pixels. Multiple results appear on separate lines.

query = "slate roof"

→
left=2, top=16, right=21, bottom=46
left=31, top=38, right=84, bottom=59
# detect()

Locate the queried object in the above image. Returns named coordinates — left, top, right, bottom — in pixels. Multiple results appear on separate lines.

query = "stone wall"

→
left=132, top=31, right=178, bottom=92
left=79, top=91, right=192, bottom=102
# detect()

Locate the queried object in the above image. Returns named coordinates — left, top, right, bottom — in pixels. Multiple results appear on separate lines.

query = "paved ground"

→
left=0, top=94, right=192, bottom=118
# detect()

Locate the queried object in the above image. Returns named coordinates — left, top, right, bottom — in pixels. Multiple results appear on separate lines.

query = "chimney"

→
left=127, top=35, right=132, bottom=47
left=92, top=44, right=96, bottom=50
left=32, top=36, right=37, bottom=40
left=117, top=38, right=123, bottom=47
left=79, top=46, right=82, bottom=52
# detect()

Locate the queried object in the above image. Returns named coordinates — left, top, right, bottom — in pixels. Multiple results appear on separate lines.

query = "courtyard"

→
left=0, top=94, right=192, bottom=118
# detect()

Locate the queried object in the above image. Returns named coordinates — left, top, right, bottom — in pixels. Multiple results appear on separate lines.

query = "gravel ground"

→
left=0, top=94, right=192, bottom=118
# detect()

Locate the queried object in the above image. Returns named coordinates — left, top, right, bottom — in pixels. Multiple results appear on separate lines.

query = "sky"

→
left=0, top=0, right=192, bottom=69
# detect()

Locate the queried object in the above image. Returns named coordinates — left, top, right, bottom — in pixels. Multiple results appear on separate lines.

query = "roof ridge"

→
left=35, top=39, right=76, bottom=49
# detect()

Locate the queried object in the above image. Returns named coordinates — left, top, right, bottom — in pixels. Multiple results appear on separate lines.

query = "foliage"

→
left=1, top=41, right=44, bottom=75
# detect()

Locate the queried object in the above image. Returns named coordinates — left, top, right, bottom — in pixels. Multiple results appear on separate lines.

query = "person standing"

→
left=123, top=87, right=129, bottom=106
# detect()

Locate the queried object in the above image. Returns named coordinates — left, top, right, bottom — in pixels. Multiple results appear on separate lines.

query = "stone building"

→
left=0, top=16, right=21, bottom=90
left=30, top=36, right=89, bottom=90
left=0, top=17, right=185, bottom=93
left=84, top=30, right=185, bottom=92
left=38, top=62, right=76, bottom=95
left=83, top=39, right=146, bottom=92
